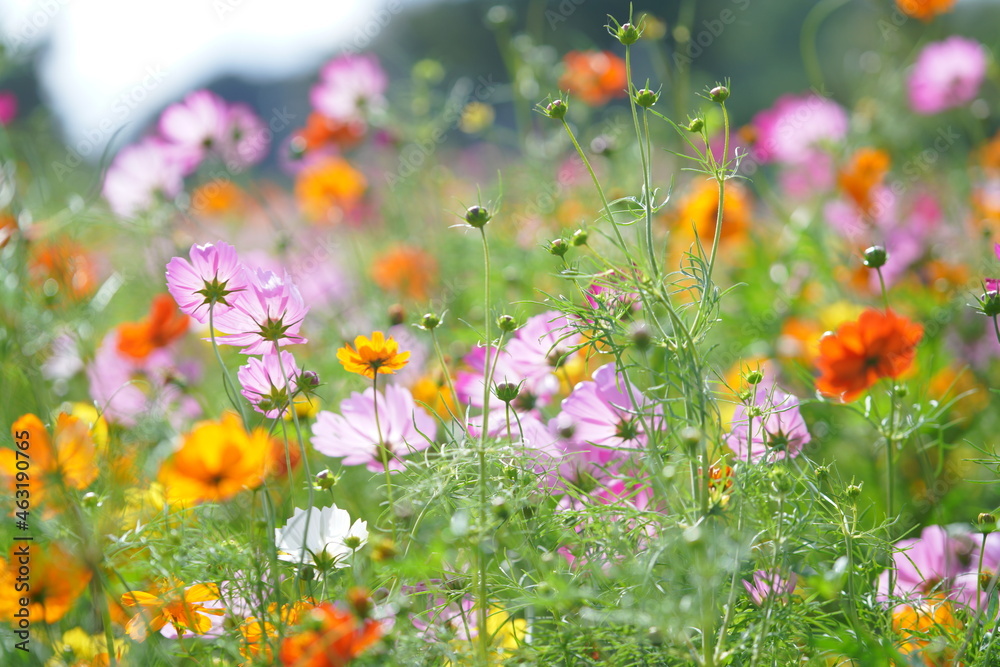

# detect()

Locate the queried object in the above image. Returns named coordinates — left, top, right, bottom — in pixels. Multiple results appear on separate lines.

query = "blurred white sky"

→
left=0, top=0, right=410, bottom=155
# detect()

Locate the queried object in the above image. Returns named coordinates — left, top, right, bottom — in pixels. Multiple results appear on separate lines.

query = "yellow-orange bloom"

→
left=190, top=179, right=245, bottom=216
left=158, top=413, right=269, bottom=505
left=279, top=603, right=382, bottom=667
left=0, top=543, right=91, bottom=624
left=295, top=156, right=367, bottom=222
left=676, top=179, right=752, bottom=247
left=892, top=595, right=962, bottom=665
left=337, top=331, right=410, bottom=379
left=896, top=0, right=955, bottom=22
left=838, top=148, right=890, bottom=212
left=28, top=238, right=96, bottom=302
left=121, top=579, right=223, bottom=641
left=371, top=246, right=438, bottom=300
left=46, top=626, right=128, bottom=667
left=3, top=413, right=97, bottom=507
left=240, top=601, right=311, bottom=663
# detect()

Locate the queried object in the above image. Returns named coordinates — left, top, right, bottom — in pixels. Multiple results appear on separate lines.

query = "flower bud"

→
left=344, top=535, right=363, bottom=550
left=547, top=238, right=569, bottom=257
left=687, top=117, right=704, bottom=133
left=388, top=303, right=405, bottom=326
left=846, top=483, right=863, bottom=499
left=419, top=312, right=441, bottom=330
left=465, top=205, right=492, bottom=228
left=497, top=314, right=518, bottom=333
left=544, top=99, right=568, bottom=120
left=635, top=88, right=659, bottom=108
left=770, top=467, right=792, bottom=494
left=863, top=245, right=887, bottom=269
left=571, top=229, right=589, bottom=246
left=491, top=495, right=510, bottom=519
left=314, top=469, right=338, bottom=491
left=629, top=322, right=652, bottom=351
left=979, top=513, right=996, bottom=531
left=679, top=426, right=700, bottom=453
left=981, top=292, right=1000, bottom=317
left=709, top=85, right=730, bottom=103
left=495, top=382, right=520, bottom=404
left=814, top=465, right=829, bottom=482
left=746, top=370, right=764, bottom=385
left=347, top=587, right=372, bottom=618
left=614, top=22, right=642, bottom=45
left=302, top=370, right=321, bottom=388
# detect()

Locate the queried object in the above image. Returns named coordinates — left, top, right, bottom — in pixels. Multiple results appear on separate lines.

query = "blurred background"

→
left=2, top=0, right=998, bottom=168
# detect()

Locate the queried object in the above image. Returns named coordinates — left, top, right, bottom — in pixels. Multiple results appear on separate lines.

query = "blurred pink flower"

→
left=875, top=525, right=975, bottom=604
left=750, top=93, right=848, bottom=164
left=166, top=240, right=248, bottom=323
left=158, top=89, right=232, bottom=165
left=743, top=570, right=797, bottom=607
left=725, top=387, right=810, bottom=464
left=102, top=137, right=188, bottom=218
left=224, top=103, right=269, bottom=169
left=310, top=54, right=388, bottom=123
left=986, top=242, right=1000, bottom=294
left=237, top=350, right=301, bottom=418
left=212, top=267, right=308, bottom=355
left=312, top=384, right=435, bottom=472
left=908, top=37, right=988, bottom=115
left=0, top=91, right=17, bottom=125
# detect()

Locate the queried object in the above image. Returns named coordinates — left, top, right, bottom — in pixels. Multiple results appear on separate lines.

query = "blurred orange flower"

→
left=240, top=601, right=311, bottom=663
left=0, top=543, right=91, bottom=624
left=891, top=595, right=962, bottom=665
left=0, top=212, right=15, bottom=248
left=815, top=308, right=923, bottom=402
left=558, top=50, right=627, bottom=106
left=191, top=179, right=245, bottom=216
left=295, top=112, right=366, bottom=153
left=838, top=148, right=890, bottom=212
left=28, top=238, right=96, bottom=302
left=158, top=413, right=269, bottom=505
left=371, top=246, right=438, bottom=300
left=295, top=156, right=367, bottom=222
left=121, top=579, right=223, bottom=641
left=895, top=0, right=955, bottom=22
left=279, top=603, right=382, bottom=667
left=2, top=413, right=97, bottom=507
left=411, top=369, right=457, bottom=420
left=674, top=179, right=752, bottom=250
left=337, top=331, right=409, bottom=379
left=117, top=293, right=190, bottom=359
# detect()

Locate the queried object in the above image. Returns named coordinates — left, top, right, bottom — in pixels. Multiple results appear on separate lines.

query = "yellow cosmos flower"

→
left=337, top=331, right=410, bottom=379
left=121, top=579, right=223, bottom=641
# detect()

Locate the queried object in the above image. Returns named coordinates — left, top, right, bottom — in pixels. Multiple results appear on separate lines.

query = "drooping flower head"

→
left=275, top=505, right=369, bottom=569
left=166, top=240, right=248, bottom=323
left=726, top=387, right=810, bottom=464
left=310, top=53, right=388, bottom=123
left=908, top=37, right=988, bottom=115
left=238, top=350, right=302, bottom=418
left=312, top=384, right=435, bottom=473
left=337, top=331, right=409, bottom=379
left=815, top=309, right=923, bottom=402
left=212, top=267, right=309, bottom=355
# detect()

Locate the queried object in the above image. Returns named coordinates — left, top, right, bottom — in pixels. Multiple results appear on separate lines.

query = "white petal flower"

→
left=275, top=505, right=368, bottom=568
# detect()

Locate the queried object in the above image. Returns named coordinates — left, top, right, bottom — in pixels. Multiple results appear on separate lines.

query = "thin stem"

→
left=208, top=304, right=249, bottom=426
left=372, top=373, right=395, bottom=540
left=477, top=225, right=493, bottom=665
left=691, top=105, right=729, bottom=338
left=876, top=266, right=890, bottom=312
left=430, top=328, right=461, bottom=424
left=624, top=43, right=658, bottom=278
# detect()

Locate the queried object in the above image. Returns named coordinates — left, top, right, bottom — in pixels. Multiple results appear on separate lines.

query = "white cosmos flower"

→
left=275, top=505, right=368, bottom=568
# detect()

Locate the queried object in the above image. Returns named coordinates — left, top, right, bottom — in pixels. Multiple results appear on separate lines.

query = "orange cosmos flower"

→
left=676, top=179, right=752, bottom=246
left=2, top=412, right=97, bottom=507
left=279, top=603, right=382, bottom=667
left=121, top=579, right=223, bottom=641
left=240, top=601, right=312, bottom=663
left=116, top=293, right=190, bottom=359
left=190, top=179, right=245, bottom=216
left=371, top=246, right=438, bottom=300
left=157, top=413, right=269, bottom=505
left=892, top=595, right=962, bottom=666
left=0, top=543, right=91, bottom=624
left=558, top=50, right=627, bottom=106
left=0, top=212, right=15, bottom=248
left=838, top=148, right=890, bottom=212
left=295, top=156, right=367, bottom=222
left=337, top=331, right=409, bottom=379
left=28, top=238, right=96, bottom=302
left=896, top=0, right=956, bottom=22
left=815, top=309, right=924, bottom=402
left=294, top=111, right=366, bottom=154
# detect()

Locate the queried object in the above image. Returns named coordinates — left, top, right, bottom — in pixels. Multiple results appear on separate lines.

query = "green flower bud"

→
left=846, top=483, right=863, bottom=499
left=494, top=382, right=520, bottom=404
left=615, top=22, right=642, bottom=45
left=544, top=99, right=568, bottom=120
left=863, top=245, right=887, bottom=269
left=709, top=85, right=730, bottom=103
left=497, top=314, right=518, bottom=333
left=419, top=312, right=441, bottom=330
left=465, top=205, right=492, bottom=228
left=687, top=117, right=704, bottom=133
left=547, top=238, right=569, bottom=257
left=635, top=88, right=659, bottom=108
left=746, top=370, right=764, bottom=385
left=571, top=229, right=589, bottom=246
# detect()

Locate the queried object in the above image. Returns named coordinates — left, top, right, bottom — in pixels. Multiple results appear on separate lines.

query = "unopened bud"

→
left=544, top=99, right=568, bottom=120
left=388, top=303, right=405, bottom=326
left=547, top=238, right=569, bottom=257
left=863, top=245, right=887, bottom=269
left=571, top=229, right=589, bottom=246
left=746, top=370, right=763, bottom=385
left=635, top=88, right=659, bottom=108
left=709, top=85, right=730, bottom=103
left=465, top=205, right=492, bottom=228
left=497, top=314, right=518, bottom=333
left=419, top=312, right=441, bottom=330
left=495, top=382, right=520, bottom=404
left=614, top=22, right=642, bottom=45
left=687, top=117, right=704, bottom=133
left=846, top=483, right=862, bottom=499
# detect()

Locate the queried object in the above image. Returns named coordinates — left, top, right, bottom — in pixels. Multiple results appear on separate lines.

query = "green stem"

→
left=800, top=0, right=850, bottom=93
left=691, top=103, right=729, bottom=339
left=477, top=226, right=493, bottom=665
left=625, top=43, right=659, bottom=278
left=372, top=373, right=395, bottom=540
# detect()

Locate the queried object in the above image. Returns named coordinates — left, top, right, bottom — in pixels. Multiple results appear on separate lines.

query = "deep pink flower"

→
left=908, top=37, right=988, bottom=115
left=559, top=363, right=661, bottom=463
left=743, top=570, right=797, bottom=607
left=725, top=387, right=810, bottom=464
left=0, top=91, right=17, bottom=125
left=166, top=241, right=248, bottom=323
left=310, top=54, right=388, bottom=123
left=237, top=351, right=301, bottom=418
left=159, top=90, right=232, bottom=165
left=312, top=384, right=435, bottom=472
left=211, top=267, right=308, bottom=355
left=750, top=93, right=848, bottom=164
left=102, top=137, right=188, bottom=218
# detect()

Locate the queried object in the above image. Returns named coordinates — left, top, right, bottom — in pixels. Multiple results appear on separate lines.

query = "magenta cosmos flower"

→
left=0, top=91, right=17, bottom=125
left=559, top=363, right=661, bottom=464
left=908, top=37, right=988, bottom=115
left=237, top=350, right=301, bottom=418
left=725, top=387, right=810, bottom=464
left=102, top=137, right=188, bottom=218
left=211, top=267, right=308, bottom=355
left=312, top=384, right=436, bottom=472
left=750, top=93, right=848, bottom=164
left=166, top=241, right=248, bottom=323
left=310, top=54, right=388, bottom=123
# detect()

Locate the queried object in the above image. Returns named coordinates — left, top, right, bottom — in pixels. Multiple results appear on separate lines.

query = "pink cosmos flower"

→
left=158, top=89, right=232, bottom=165
left=456, top=346, right=554, bottom=437
left=312, top=384, right=435, bottom=472
left=310, top=54, right=388, bottom=123
left=908, top=37, right=988, bottom=115
left=725, top=387, right=810, bottom=464
left=166, top=240, right=249, bottom=323
left=750, top=93, right=849, bottom=164
left=743, top=570, right=797, bottom=607
left=237, top=350, right=301, bottom=418
left=952, top=532, right=1000, bottom=613
left=223, top=103, right=269, bottom=170
left=875, top=525, right=975, bottom=604
left=559, top=363, right=661, bottom=464
left=504, top=311, right=583, bottom=386
left=211, top=267, right=308, bottom=355
left=0, top=91, right=17, bottom=125
left=102, top=137, right=188, bottom=218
